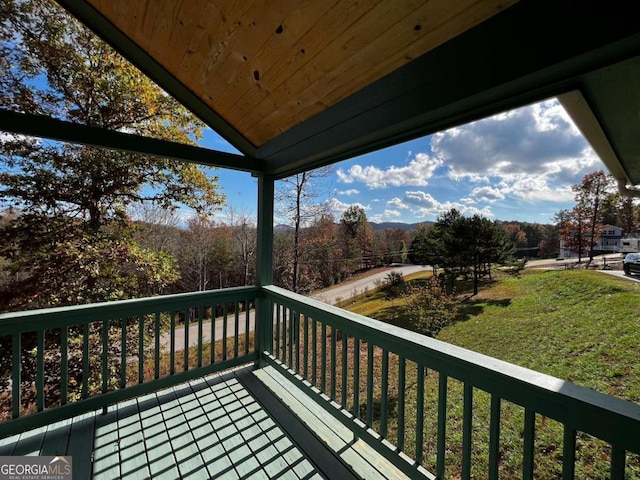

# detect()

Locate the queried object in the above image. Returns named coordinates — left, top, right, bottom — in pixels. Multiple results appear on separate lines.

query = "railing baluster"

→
left=287, top=308, right=293, bottom=369
left=36, top=329, right=44, bottom=412
left=523, top=408, right=535, bottom=480
left=489, top=395, right=501, bottom=480
left=154, top=312, right=160, bottom=379
left=562, top=426, right=576, bottom=480
left=462, top=384, right=473, bottom=479
left=303, top=314, right=309, bottom=380
left=294, top=311, right=300, bottom=374
left=12, top=332, right=21, bottom=419
left=210, top=304, right=216, bottom=363
left=397, top=355, right=406, bottom=452
left=381, top=349, right=389, bottom=437
left=275, top=304, right=280, bottom=361
left=611, top=445, right=626, bottom=480
left=437, top=373, right=448, bottom=479
left=366, top=342, right=374, bottom=427
left=121, top=318, right=127, bottom=389
left=416, top=364, right=425, bottom=465
left=245, top=300, right=250, bottom=355
left=170, top=311, right=176, bottom=375
left=234, top=302, right=240, bottom=359
left=198, top=306, right=204, bottom=367
left=321, top=323, right=327, bottom=393
left=61, top=326, right=68, bottom=405
left=312, top=318, right=317, bottom=387
left=341, top=331, right=347, bottom=408
left=331, top=327, right=337, bottom=400
left=139, top=315, right=145, bottom=381
left=102, top=320, right=109, bottom=394
left=82, top=323, right=89, bottom=398
left=183, top=308, right=190, bottom=370
left=282, top=306, right=288, bottom=366
left=352, top=337, right=359, bottom=418
left=222, top=303, right=228, bottom=362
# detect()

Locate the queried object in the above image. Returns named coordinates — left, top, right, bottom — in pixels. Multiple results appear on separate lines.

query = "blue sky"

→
left=196, top=97, right=604, bottom=226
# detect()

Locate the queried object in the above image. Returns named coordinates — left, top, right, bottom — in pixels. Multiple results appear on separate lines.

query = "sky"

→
left=199, top=97, right=605, bottom=226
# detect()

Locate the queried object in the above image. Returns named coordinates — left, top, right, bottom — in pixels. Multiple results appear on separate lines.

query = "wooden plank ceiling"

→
left=87, top=0, right=517, bottom=148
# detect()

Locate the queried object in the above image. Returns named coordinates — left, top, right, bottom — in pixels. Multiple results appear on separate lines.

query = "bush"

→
left=405, top=277, right=459, bottom=336
left=382, top=271, right=405, bottom=299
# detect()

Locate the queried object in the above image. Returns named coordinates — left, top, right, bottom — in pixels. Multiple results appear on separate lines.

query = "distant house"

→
left=559, top=224, right=624, bottom=258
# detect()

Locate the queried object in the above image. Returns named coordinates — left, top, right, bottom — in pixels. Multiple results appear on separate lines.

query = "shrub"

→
left=382, top=271, right=405, bottom=299
left=405, top=277, right=459, bottom=336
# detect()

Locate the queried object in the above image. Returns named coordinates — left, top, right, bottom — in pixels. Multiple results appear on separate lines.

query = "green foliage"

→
left=404, top=276, right=459, bottom=336
left=381, top=270, right=405, bottom=299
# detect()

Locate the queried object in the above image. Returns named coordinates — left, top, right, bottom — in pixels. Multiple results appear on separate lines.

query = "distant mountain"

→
left=369, top=221, right=432, bottom=232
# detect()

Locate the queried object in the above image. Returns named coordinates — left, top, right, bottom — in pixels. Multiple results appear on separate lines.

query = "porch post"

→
left=255, top=174, right=274, bottom=367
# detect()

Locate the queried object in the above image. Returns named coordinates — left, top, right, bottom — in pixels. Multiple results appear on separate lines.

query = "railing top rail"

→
left=0, top=285, right=259, bottom=332
left=263, top=284, right=640, bottom=452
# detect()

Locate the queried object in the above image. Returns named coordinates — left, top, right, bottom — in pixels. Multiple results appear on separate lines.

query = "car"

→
left=623, top=253, right=640, bottom=275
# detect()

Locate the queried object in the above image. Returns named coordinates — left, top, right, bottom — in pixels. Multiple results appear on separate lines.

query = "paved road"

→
left=161, top=264, right=430, bottom=351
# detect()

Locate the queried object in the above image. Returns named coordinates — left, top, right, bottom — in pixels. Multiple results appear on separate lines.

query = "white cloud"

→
left=384, top=209, right=401, bottom=218
left=336, top=152, right=440, bottom=188
left=336, top=189, right=360, bottom=195
left=432, top=99, right=603, bottom=187
left=470, top=186, right=505, bottom=203
left=327, top=198, right=370, bottom=216
left=403, top=190, right=493, bottom=219
left=387, top=197, right=409, bottom=209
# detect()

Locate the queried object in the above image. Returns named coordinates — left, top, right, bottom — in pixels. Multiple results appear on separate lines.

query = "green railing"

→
left=0, top=286, right=258, bottom=438
left=262, top=285, right=640, bottom=480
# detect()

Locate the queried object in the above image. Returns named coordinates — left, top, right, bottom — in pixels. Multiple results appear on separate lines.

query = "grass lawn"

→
left=339, top=268, right=640, bottom=479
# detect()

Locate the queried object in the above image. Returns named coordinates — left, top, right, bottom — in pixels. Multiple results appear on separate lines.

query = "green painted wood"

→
left=462, top=384, right=473, bottom=479
left=198, top=306, right=204, bottom=368
left=367, top=342, right=374, bottom=428
left=92, top=407, right=120, bottom=480
left=36, top=330, right=44, bottom=412
left=120, top=318, right=127, bottom=389
left=117, top=398, right=151, bottom=479
left=154, top=312, right=161, bottom=379
left=66, top=411, right=95, bottom=480
left=11, top=333, right=20, bottom=419
left=352, top=337, right=359, bottom=418
left=381, top=349, right=389, bottom=438
left=562, top=426, right=576, bottom=480
left=245, top=302, right=251, bottom=356
left=61, top=326, right=68, bottom=406
left=523, top=409, right=535, bottom=480
left=398, top=356, right=406, bottom=452
left=436, top=373, right=447, bottom=480
left=321, top=323, right=327, bottom=394
left=330, top=327, right=337, bottom=401
left=287, top=308, right=293, bottom=370
left=263, top=285, right=640, bottom=454
left=138, top=315, right=145, bottom=382
left=611, top=445, right=626, bottom=480
left=341, top=332, right=347, bottom=409
left=169, top=311, right=176, bottom=375
left=82, top=324, right=89, bottom=399
left=488, top=395, right=501, bottom=480
left=415, top=364, right=425, bottom=466
left=312, top=319, right=317, bottom=387
left=101, top=320, right=108, bottom=395
left=183, top=308, right=190, bottom=372
left=234, top=305, right=240, bottom=359
left=13, top=426, right=46, bottom=456
left=136, top=394, right=181, bottom=479
left=40, top=417, right=72, bottom=457
left=275, top=305, right=280, bottom=361
left=303, top=314, right=309, bottom=380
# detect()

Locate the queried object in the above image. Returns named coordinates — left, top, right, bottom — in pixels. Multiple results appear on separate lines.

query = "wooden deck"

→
left=0, top=365, right=419, bottom=480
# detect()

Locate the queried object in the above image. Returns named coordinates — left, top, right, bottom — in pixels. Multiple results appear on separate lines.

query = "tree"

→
left=572, top=171, right=611, bottom=265
left=405, top=277, right=459, bottom=337
left=0, top=0, right=225, bottom=309
left=276, top=167, right=332, bottom=292
left=339, top=205, right=374, bottom=271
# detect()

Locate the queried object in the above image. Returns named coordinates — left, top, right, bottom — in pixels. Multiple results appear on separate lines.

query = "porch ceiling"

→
left=55, top=0, right=640, bottom=184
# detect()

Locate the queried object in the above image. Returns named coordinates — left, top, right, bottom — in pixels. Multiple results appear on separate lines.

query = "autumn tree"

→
left=572, top=171, right=612, bottom=265
left=276, top=167, right=333, bottom=292
left=0, top=0, right=224, bottom=309
left=339, top=205, right=374, bottom=272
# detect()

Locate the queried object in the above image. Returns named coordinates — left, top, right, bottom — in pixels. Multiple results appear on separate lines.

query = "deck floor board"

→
left=0, top=365, right=426, bottom=479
